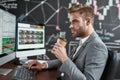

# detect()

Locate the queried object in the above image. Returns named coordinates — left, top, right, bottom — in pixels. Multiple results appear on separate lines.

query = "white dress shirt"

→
left=72, top=36, right=89, bottom=58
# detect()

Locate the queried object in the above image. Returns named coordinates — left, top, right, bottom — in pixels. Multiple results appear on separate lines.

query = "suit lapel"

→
left=72, top=32, right=97, bottom=61
left=72, top=40, right=89, bottom=61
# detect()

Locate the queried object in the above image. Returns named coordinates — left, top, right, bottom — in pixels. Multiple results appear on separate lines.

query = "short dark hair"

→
left=68, top=3, right=94, bottom=21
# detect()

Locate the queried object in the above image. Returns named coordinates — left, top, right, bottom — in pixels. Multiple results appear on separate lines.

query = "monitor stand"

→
left=0, top=68, right=12, bottom=75
left=15, top=49, right=46, bottom=64
left=14, top=55, right=38, bottom=65
left=14, top=57, right=28, bottom=65
left=19, top=57, right=28, bottom=64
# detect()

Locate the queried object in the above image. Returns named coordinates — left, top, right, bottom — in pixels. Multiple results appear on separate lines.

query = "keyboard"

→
left=12, top=66, right=35, bottom=80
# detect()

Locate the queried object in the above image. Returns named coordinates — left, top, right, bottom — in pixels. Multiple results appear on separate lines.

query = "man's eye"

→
left=69, top=22, right=72, bottom=25
left=74, top=20, right=79, bottom=23
left=73, top=20, right=79, bottom=23
left=73, top=21, right=79, bottom=24
left=69, top=20, right=79, bottom=25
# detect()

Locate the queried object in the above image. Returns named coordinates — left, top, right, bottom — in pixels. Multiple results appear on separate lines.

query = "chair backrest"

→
left=100, top=50, right=120, bottom=80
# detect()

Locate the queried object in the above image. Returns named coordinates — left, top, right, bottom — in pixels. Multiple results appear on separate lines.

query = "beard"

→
left=72, top=28, right=85, bottom=38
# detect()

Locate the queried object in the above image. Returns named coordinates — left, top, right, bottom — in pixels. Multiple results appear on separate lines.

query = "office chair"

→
left=100, top=50, right=120, bottom=80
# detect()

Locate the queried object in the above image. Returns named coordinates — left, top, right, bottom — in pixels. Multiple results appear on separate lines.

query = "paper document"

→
left=0, top=68, right=12, bottom=75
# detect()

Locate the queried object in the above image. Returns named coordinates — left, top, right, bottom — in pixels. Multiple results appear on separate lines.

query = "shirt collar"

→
left=81, top=36, right=89, bottom=44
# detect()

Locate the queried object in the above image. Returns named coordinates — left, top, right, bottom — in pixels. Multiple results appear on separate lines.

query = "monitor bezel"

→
left=16, top=22, right=45, bottom=51
left=15, top=22, right=46, bottom=59
left=0, top=8, right=16, bottom=66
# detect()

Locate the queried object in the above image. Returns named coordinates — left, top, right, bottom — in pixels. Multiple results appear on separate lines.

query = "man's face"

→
left=69, top=12, right=88, bottom=38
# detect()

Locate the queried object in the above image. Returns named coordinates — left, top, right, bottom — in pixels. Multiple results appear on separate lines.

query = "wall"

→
left=0, top=0, right=120, bottom=52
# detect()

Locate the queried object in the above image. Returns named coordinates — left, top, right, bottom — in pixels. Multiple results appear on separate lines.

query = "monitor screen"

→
left=0, top=8, right=16, bottom=66
left=16, top=23, right=46, bottom=59
left=17, top=23, right=45, bottom=50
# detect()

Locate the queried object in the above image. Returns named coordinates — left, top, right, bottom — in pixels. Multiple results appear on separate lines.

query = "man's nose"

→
left=69, top=24, right=73, bottom=29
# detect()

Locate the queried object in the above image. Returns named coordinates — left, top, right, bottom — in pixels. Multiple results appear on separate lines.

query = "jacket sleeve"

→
left=47, top=59, right=62, bottom=69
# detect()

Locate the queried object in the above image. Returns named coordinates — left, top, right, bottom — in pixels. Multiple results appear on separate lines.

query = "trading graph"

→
left=92, top=0, right=120, bottom=50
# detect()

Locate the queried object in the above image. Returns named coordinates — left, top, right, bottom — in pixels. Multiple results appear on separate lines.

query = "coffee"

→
left=57, top=38, right=67, bottom=47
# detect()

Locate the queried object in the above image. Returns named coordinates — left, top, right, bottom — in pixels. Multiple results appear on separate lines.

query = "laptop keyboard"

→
left=12, top=66, right=35, bottom=80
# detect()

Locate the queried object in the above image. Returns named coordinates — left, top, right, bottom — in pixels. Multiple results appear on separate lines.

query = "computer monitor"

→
left=16, top=23, right=46, bottom=61
left=0, top=8, right=16, bottom=66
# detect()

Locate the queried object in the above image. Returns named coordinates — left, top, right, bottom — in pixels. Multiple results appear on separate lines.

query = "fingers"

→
left=27, top=60, right=37, bottom=69
left=54, top=42, right=63, bottom=47
left=27, top=60, right=45, bottom=70
left=30, top=63, right=46, bottom=70
left=51, top=43, right=62, bottom=52
left=30, top=65, right=38, bottom=70
left=51, top=43, right=63, bottom=59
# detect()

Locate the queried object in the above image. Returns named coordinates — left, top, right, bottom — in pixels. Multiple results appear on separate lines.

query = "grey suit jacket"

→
left=47, top=31, right=108, bottom=80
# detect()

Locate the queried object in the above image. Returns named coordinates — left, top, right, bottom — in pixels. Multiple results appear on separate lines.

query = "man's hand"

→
left=51, top=42, right=69, bottom=63
left=27, top=60, right=47, bottom=70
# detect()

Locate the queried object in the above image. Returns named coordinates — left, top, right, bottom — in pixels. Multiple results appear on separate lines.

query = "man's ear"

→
left=86, top=17, right=91, bottom=25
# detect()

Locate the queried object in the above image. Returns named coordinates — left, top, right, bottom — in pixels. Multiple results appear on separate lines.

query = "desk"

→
left=0, top=59, right=58, bottom=80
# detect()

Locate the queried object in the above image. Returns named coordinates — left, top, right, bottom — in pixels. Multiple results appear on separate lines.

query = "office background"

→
left=0, top=0, right=120, bottom=78
left=1, top=0, right=120, bottom=52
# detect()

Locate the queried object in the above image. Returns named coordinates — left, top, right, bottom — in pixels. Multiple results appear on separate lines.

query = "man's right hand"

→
left=27, top=60, right=47, bottom=70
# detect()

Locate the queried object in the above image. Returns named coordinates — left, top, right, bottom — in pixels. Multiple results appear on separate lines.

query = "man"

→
left=28, top=3, right=108, bottom=80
